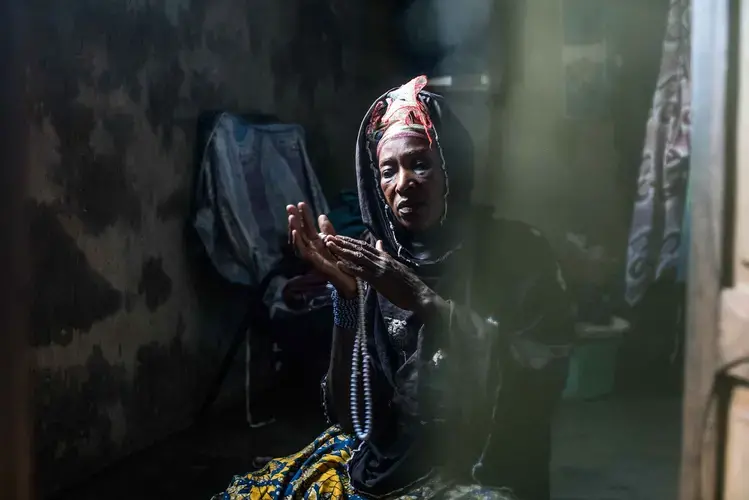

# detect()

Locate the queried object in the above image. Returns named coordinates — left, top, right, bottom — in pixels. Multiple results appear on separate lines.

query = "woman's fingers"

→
left=318, top=214, right=337, bottom=237
left=287, top=206, right=297, bottom=242
left=336, top=260, right=369, bottom=279
left=330, top=235, right=379, bottom=259
left=298, top=202, right=319, bottom=241
left=326, top=240, right=371, bottom=266
left=288, top=214, right=309, bottom=245
left=287, top=205, right=302, bottom=233
left=291, top=230, right=309, bottom=259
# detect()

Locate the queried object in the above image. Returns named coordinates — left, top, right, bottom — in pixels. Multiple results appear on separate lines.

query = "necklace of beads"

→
left=350, top=278, right=373, bottom=441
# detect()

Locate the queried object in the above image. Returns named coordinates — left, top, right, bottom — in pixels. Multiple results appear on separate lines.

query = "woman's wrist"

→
left=327, top=267, right=357, bottom=299
left=330, top=284, right=360, bottom=330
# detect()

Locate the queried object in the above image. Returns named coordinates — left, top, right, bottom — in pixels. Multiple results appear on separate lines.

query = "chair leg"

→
left=196, top=308, right=251, bottom=420
left=245, top=327, right=275, bottom=428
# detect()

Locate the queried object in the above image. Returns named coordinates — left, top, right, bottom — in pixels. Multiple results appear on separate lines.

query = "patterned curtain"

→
left=625, top=0, right=691, bottom=306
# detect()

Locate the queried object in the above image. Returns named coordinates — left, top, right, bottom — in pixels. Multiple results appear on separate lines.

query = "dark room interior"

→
left=2, top=0, right=710, bottom=498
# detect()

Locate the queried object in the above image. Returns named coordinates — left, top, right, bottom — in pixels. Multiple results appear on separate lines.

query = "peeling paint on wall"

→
left=34, top=346, right=129, bottom=483
left=156, top=187, right=191, bottom=221
left=27, top=0, right=401, bottom=494
left=30, top=201, right=123, bottom=347
left=34, top=318, right=203, bottom=491
left=138, top=257, right=173, bottom=312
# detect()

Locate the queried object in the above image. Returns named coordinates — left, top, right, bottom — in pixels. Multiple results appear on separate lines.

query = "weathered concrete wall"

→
left=483, top=0, right=666, bottom=268
left=26, top=0, right=400, bottom=493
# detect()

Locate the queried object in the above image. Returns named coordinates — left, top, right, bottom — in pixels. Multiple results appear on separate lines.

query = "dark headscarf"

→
left=347, top=77, right=478, bottom=496
left=356, top=76, right=474, bottom=271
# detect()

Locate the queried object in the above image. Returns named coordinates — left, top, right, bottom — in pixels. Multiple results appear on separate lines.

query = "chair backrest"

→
left=192, top=112, right=329, bottom=288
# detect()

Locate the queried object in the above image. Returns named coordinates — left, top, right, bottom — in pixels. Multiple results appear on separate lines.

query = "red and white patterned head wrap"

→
left=367, top=75, right=434, bottom=158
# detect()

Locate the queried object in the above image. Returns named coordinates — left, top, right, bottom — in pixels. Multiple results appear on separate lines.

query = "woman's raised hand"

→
left=287, top=202, right=357, bottom=298
left=326, top=235, right=435, bottom=315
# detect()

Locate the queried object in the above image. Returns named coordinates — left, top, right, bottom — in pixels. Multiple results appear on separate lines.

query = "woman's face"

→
left=377, top=135, right=446, bottom=232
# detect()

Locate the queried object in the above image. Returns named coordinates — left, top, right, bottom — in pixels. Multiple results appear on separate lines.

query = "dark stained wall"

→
left=26, top=0, right=401, bottom=493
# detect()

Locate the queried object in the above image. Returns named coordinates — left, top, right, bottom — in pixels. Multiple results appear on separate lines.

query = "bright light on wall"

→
left=427, top=74, right=492, bottom=92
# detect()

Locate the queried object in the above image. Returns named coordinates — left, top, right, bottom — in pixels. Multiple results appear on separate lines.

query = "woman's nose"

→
left=395, top=169, right=416, bottom=194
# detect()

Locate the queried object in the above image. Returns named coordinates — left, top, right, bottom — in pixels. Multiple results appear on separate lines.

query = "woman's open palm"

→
left=287, top=202, right=356, bottom=298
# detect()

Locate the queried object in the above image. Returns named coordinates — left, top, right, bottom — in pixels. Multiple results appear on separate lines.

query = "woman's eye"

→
left=413, top=161, right=430, bottom=173
left=381, top=168, right=395, bottom=179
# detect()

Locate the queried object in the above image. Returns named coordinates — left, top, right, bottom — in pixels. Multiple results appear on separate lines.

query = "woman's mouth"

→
left=397, top=202, right=424, bottom=216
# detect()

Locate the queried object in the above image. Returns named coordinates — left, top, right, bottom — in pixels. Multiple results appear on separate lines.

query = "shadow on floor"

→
left=51, top=396, right=681, bottom=500
left=551, top=395, right=681, bottom=500
left=51, top=402, right=327, bottom=500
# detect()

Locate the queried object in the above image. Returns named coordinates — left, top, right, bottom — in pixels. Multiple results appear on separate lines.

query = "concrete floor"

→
left=52, top=396, right=681, bottom=500
left=551, top=397, right=680, bottom=500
